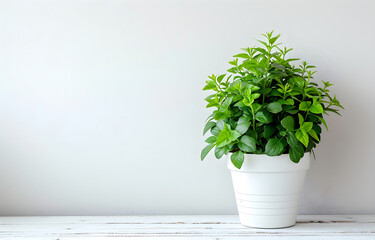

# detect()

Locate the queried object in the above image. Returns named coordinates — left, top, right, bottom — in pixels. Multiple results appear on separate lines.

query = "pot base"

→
left=234, top=190, right=301, bottom=228
left=239, top=213, right=296, bottom=229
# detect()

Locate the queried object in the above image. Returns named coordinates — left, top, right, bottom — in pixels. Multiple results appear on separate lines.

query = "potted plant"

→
left=201, top=31, right=343, bottom=228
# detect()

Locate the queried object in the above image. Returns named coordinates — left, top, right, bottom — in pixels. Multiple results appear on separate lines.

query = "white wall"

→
left=0, top=0, right=374, bottom=215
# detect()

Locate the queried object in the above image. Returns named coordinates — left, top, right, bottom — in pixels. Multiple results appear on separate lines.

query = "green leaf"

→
left=251, top=85, right=261, bottom=92
left=298, top=113, right=304, bottom=126
left=234, top=101, right=246, bottom=108
left=287, top=131, right=306, bottom=162
left=208, top=74, right=216, bottom=80
left=228, top=79, right=242, bottom=92
left=269, top=34, right=280, bottom=45
left=255, top=111, right=273, bottom=123
left=252, top=93, right=261, bottom=99
left=216, top=120, right=225, bottom=130
left=233, top=53, right=249, bottom=58
left=206, top=96, right=219, bottom=108
left=270, top=89, right=283, bottom=97
left=205, top=113, right=215, bottom=122
left=214, top=109, right=230, bottom=120
left=308, top=129, right=320, bottom=142
left=265, top=138, right=284, bottom=156
left=255, top=47, right=268, bottom=55
left=228, top=130, right=242, bottom=142
left=202, top=82, right=217, bottom=91
left=325, top=108, right=341, bottom=116
left=306, top=137, right=316, bottom=152
left=203, top=121, right=215, bottom=135
left=299, top=101, right=311, bottom=111
left=221, top=96, right=234, bottom=108
left=322, top=80, right=333, bottom=88
left=216, top=74, right=226, bottom=83
left=260, top=87, right=272, bottom=95
left=278, top=98, right=294, bottom=105
left=204, top=94, right=216, bottom=101
left=216, top=125, right=231, bottom=147
left=282, top=105, right=295, bottom=111
left=312, top=124, right=322, bottom=134
left=227, top=67, right=238, bottom=74
left=257, top=39, right=269, bottom=48
left=216, top=124, right=242, bottom=148
left=242, top=96, right=253, bottom=106
left=289, top=76, right=306, bottom=88
left=286, top=131, right=299, bottom=147
left=201, top=144, right=214, bottom=160
left=214, top=146, right=227, bottom=159
left=233, top=94, right=242, bottom=103
left=289, top=143, right=304, bottom=163
left=210, top=126, right=220, bottom=136
left=289, top=90, right=301, bottom=96
left=281, top=116, right=294, bottom=131
left=231, top=151, right=244, bottom=169
left=205, top=136, right=217, bottom=144
left=286, top=58, right=300, bottom=62
left=263, top=125, right=276, bottom=139
left=310, top=102, right=323, bottom=114
left=316, top=115, right=328, bottom=130
left=295, top=129, right=309, bottom=147
left=238, top=136, right=256, bottom=153
left=267, top=102, right=282, bottom=114
left=301, top=122, right=313, bottom=132
left=252, top=103, right=262, bottom=112
left=235, top=116, right=251, bottom=134
left=286, top=109, right=298, bottom=114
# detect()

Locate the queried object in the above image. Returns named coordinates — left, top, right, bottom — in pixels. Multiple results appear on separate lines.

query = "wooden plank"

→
left=0, top=215, right=373, bottom=239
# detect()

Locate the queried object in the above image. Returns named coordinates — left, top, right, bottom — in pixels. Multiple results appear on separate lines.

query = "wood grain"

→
left=0, top=215, right=374, bottom=239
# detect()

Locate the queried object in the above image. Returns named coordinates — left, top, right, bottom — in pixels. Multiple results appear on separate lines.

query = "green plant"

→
left=201, top=31, right=343, bottom=169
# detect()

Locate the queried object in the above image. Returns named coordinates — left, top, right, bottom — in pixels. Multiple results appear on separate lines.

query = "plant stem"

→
left=251, top=106, right=256, bottom=130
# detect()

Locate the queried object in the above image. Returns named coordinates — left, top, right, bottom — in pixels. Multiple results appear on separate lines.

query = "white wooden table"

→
left=0, top=215, right=374, bottom=239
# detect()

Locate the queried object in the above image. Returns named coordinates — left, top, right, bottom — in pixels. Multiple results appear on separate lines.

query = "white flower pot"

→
left=227, top=153, right=310, bottom=228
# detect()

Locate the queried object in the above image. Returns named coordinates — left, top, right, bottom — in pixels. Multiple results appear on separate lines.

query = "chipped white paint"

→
left=0, top=215, right=374, bottom=239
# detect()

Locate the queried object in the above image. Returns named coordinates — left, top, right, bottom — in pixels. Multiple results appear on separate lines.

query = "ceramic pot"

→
left=227, top=153, right=310, bottom=228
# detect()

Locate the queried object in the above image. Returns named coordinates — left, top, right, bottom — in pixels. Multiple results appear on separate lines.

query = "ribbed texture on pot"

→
left=228, top=153, right=310, bottom=228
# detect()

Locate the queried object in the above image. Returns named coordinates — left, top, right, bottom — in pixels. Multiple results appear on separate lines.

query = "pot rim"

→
left=227, top=152, right=311, bottom=172
left=228, top=152, right=310, bottom=156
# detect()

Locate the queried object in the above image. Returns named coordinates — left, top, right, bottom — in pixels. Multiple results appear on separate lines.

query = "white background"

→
left=0, top=0, right=374, bottom=215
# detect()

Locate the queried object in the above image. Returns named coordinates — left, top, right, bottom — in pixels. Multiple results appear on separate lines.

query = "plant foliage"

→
left=201, top=31, right=343, bottom=169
